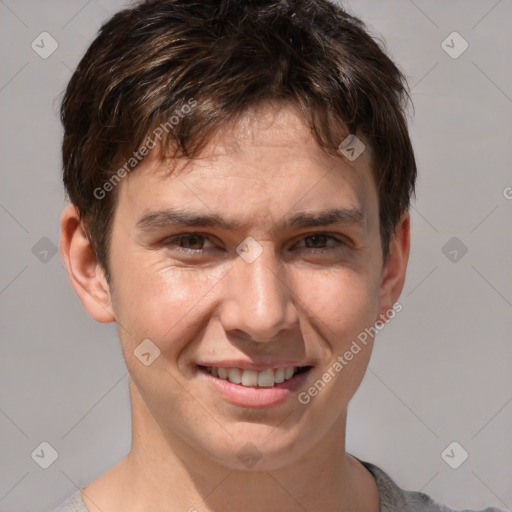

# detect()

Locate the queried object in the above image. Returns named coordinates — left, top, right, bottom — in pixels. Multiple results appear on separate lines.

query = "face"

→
left=90, top=102, right=405, bottom=470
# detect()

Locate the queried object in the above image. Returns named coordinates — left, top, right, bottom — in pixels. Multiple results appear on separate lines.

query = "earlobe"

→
left=60, top=203, right=115, bottom=323
left=376, top=211, right=410, bottom=321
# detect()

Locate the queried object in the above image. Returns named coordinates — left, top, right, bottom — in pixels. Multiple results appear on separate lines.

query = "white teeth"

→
left=284, top=367, right=295, bottom=380
left=206, top=366, right=301, bottom=387
left=227, top=368, right=242, bottom=384
left=274, top=367, right=285, bottom=383
left=257, top=369, right=275, bottom=387
left=241, top=370, right=258, bottom=386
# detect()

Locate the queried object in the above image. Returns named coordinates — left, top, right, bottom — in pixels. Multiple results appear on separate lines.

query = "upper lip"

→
left=197, top=360, right=312, bottom=372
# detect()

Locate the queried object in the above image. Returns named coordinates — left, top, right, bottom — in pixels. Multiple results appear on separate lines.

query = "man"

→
left=55, top=0, right=504, bottom=510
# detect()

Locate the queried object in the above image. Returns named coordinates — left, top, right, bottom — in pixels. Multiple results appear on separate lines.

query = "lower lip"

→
left=196, top=366, right=313, bottom=408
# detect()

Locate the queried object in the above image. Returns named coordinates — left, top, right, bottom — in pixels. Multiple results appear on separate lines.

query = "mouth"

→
left=197, top=364, right=313, bottom=388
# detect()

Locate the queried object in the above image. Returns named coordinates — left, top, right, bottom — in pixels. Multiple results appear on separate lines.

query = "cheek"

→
left=291, top=267, right=380, bottom=344
left=111, top=258, right=230, bottom=349
left=111, top=265, right=229, bottom=407
left=294, top=271, right=378, bottom=419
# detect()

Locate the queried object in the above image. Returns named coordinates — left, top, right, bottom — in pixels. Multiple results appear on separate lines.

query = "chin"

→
left=202, top=427, right=310, bottom=471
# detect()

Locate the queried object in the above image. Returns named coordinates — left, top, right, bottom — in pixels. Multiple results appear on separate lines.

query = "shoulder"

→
left=355, top=457, right=505, bottom=512
left=53, top=490, right=88, bottom=512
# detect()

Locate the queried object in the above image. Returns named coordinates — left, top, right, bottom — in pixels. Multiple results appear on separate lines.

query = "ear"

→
left=376, top=211, right=410, bottom=321
left=59, top=203, right=115, bottom=323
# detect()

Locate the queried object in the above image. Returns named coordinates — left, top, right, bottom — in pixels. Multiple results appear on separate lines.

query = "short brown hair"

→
left=61, top=0, right=417, bottom=283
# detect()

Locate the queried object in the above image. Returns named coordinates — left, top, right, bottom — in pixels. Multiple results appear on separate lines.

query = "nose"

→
left=217, top=241, right=299, bottom=342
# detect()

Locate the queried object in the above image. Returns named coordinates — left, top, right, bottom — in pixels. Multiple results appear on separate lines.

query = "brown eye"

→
left=299, top=234, right=344, bottom=251
left=164, top=234, right=216, bottom=253
left=175, top=234, right=206, bottom=250
left=304, top=234, right=330, bottom=248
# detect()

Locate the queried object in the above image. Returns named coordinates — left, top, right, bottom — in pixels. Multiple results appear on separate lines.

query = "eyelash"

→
left=163, top=233, right=347, bottom=255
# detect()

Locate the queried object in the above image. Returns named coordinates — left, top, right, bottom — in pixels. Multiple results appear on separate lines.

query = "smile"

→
left=196, top=364, right=314, bottom=408
left=203, top=365, right=309, bottom=387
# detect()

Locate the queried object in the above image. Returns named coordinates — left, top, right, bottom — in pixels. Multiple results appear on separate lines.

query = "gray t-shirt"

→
left=53, top=457, right=506, bottom=511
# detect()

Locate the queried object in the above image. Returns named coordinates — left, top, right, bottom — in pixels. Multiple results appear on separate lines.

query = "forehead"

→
left=140, top=103, right=335, bottom=180
left=115, top=102, right=377, bottom=232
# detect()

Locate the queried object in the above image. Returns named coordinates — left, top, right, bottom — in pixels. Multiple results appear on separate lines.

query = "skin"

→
left=60, top=101, right=410, bottom=512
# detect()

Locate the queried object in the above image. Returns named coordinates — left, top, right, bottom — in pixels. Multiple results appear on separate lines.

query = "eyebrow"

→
left=135, top=206, right=366, bottom=233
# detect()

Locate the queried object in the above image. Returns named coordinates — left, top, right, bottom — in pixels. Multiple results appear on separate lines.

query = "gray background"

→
left=0, top=1, right=511, bottom=511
